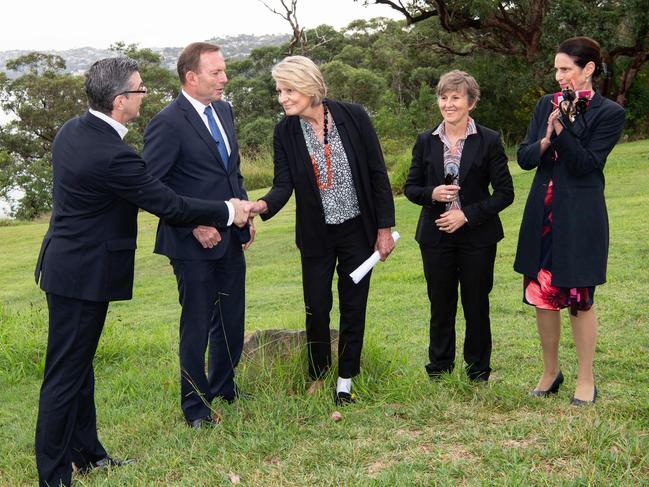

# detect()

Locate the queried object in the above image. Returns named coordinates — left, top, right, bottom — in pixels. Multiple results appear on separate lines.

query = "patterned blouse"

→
left=300, top=117, right=360, bottom=224
left=432, top=117, right=477, bottom=211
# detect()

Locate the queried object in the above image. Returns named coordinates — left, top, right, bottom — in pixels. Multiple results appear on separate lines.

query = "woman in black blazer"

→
left=405, top=70, right=514, bottom=383
left=252, top=56, right=396, bottom=404
left=515, top=37, right=625, bottom=405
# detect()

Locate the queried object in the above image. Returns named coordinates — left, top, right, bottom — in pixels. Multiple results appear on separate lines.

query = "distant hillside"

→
left=0, top=34, right=289, bottom=77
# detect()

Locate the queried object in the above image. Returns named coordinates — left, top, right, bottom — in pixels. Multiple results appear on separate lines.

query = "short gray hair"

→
left=436, top=70, right=481, bottom=105
left=85, top=57, right=139, bottom=114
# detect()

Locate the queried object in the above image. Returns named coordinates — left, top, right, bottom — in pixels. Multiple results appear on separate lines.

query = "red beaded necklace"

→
left=310, top=100, right=332, bottom=190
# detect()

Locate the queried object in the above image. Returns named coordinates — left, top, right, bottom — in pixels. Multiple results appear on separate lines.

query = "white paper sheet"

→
left=349, top=231, right=400, bottom=284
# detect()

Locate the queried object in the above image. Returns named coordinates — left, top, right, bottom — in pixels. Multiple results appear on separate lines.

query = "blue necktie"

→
left=203, top=106, right=229, bottom=168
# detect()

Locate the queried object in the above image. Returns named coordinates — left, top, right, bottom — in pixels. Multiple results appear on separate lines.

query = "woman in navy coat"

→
left=514, top=37, right=625, bottom=405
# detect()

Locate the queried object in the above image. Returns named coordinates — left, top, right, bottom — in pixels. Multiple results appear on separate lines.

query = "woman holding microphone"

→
left=405, top=70, right=514, bottom=383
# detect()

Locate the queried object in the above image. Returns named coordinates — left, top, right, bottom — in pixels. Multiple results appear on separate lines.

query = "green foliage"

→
left=374, top=91, right=414, bottom=138
left=321, top=60, right=387, bottom=111
left=407, top=83, right=439, bottom=134
left=0, top=45, right=178, bottom=218
left=238, top=116, right=276, bottom=151
left=240, top=150, right=275, bottom=191
left=625, top=64, right=649, bottom=138
left=2, top=3, right=648, bottom=220
left=0, top=53, right=85, bottom=219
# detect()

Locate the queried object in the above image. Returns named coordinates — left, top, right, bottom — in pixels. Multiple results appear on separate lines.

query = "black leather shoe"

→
left=75, top=456, right=134, bottom=474
left=218, top=386, right=252, bottom=404
left=425, top=363, right=453, bottom=381
left=186, top=416, right=218, bottom=429
left=334, top=391, right=355, bottom=405
left=571, top=386, right=597, bottom=406
left=529, top=371, right=564, bottom=397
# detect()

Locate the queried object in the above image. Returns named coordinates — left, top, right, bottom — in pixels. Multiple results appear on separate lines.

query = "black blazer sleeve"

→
left=553, top=103, right=626, bottom=176
left=106, top=149, right=229, bottom=227
left=462, top=133, right=514, bottom=227
left=225, top=102, right=249, bottom=202
left=517, top=95, right=551, bottom=171
left=260, top=122, right=295, bottom=219
left=404, top=132, right=437, bottom=208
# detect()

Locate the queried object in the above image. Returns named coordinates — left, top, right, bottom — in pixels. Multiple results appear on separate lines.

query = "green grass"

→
left=1, top=140, right=648, bottom=486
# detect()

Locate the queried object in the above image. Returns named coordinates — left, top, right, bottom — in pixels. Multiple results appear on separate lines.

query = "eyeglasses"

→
left=115, top=87, right=148, bottom=97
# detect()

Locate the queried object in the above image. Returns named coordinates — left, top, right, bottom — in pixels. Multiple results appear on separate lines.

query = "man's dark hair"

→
left=85, top=57, right=139, bottom=114
left=177, top=42, right=221, bottom=85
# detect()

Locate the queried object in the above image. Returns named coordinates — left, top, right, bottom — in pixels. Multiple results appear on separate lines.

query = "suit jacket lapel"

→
left=290, top=117, right=322, bottom=203
left=327, top=102, right=363, bottom=194
left=430, top=134, right=445, bottom=184
left=459, top=134, right=479, bottom=185
left=176, top=95, right=227, bottom=171
left=572, top=91, right=603, bottom=139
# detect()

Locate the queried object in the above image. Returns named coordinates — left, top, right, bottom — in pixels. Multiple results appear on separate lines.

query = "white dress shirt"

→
left=89, top=109, right=128, bottom=139
left=181, top=90, right=231, bottom=156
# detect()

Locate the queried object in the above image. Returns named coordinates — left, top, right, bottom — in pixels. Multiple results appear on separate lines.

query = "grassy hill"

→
left=0, top=140, right=647, bottom=485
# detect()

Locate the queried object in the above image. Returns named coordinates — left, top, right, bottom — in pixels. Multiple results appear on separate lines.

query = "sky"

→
left=1, top=0, right=402, bottom=51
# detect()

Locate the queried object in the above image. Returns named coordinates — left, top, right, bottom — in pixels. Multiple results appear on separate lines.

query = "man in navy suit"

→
left=143, top=42, right=250, bottom=428
left=34, top=57, right=251, bottom=487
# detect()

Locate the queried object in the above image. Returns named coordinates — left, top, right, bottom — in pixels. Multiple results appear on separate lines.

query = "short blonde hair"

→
left=271, top=56, right=327, bottom=106
left=436, top=70, right=480, bottom=105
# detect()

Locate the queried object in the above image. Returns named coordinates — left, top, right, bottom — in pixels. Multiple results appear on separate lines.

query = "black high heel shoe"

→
left=529, top=371, right=564, bottom=397
left=571, top=385, right=597, bottom=406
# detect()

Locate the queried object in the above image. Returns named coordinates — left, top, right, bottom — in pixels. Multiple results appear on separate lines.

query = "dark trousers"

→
left=301, top=217, right=372, bottom=379
left=420, top=240, right=497, bottom=380
left=35, top=293, right=109, bottom=487
left=171, top=238, right=245, bottom=421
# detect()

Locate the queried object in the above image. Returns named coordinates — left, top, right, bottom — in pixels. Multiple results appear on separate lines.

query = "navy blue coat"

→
left=404, top=123, right=514, bottom=247
left=35, top=112, right=229, bottom=302
left=260, top=100, right=395, bottom=257
left=514, top=92, right=625, bottom=287
left=143, top=95, right=249, bottom=261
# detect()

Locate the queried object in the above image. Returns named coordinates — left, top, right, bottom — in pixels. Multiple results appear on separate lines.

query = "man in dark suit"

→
left=142, top=42, right=250, bottom=427
left=34, top=57, right=251, bottom=487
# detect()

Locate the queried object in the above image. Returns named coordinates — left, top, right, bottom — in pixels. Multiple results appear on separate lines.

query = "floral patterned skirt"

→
left=523, top=180, right=594, bottom=316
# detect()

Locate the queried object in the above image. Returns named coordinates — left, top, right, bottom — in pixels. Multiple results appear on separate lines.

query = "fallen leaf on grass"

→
left=503, top=438, right=534, bottom=449
left=331, top=411, right=343, bottom=422
left=368, top=461, right=387, bottom=475
left=211, top=410, right=223, bottom=424
left=266, top=457, right=281, bottom=466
